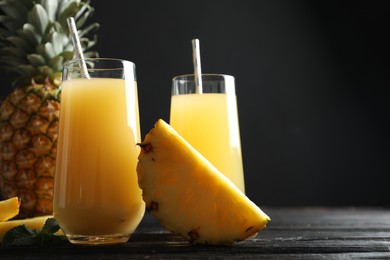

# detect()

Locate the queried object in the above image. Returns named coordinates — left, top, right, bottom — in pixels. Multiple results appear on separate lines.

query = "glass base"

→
left=67, top=234, right=130, bottom=245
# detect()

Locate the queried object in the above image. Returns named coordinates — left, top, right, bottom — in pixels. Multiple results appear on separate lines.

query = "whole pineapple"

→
left=0, top=0, right=98, bottom=218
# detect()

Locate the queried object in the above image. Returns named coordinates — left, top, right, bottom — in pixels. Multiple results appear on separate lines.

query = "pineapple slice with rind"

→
left=0, top=215, right=62, bottom=243
left=137, top=119, right=270, bottom=245
left=0, top=197, right=20, bottom=222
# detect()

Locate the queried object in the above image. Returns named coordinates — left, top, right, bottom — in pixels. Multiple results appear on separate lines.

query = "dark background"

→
left=1, top=0, right=389, bottom=207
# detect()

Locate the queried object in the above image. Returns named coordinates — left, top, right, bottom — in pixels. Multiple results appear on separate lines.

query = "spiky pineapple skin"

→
left=0, top=78, right=60, bottom=218
left=137, top=119, right=270, bottom=245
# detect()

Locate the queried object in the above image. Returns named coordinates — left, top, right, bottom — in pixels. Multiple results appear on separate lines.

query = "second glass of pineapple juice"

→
left=53, top=58, right=145, bottom=245
left=170, top=74, right=245, bottom=192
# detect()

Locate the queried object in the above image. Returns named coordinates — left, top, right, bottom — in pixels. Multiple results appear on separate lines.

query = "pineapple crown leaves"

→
left=0, top=0, right=99, bottom=80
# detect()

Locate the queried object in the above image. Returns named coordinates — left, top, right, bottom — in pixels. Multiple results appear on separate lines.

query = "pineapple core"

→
left=137, top=119, right=270, bottom=245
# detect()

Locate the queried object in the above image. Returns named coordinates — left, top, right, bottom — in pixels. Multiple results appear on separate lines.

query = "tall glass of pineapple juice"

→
left=170, top=74, right=245, bottom=192
left=53, top=58, right=145, bottom=245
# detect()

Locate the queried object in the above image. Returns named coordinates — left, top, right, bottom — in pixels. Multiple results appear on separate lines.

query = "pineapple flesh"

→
left=0, top=196, right=19, bottom=221
left=0, top=0, right=98, bottom=218
left=137, top=119, right=270, bottom=245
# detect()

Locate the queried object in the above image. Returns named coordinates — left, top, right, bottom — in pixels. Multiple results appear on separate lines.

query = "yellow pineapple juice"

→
left=170, top=93, right=245, bottom=192
left=53, top=78, right=144, bottom=244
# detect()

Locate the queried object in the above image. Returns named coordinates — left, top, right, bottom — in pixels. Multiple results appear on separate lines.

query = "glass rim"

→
left=64, top=58, right=135, bottom=68
left=172, top=74, right=234, bottom=81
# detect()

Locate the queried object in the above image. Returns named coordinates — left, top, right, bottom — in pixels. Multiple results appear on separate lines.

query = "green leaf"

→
left=38, top=65, right=53, bottom=76
left=79, top=37, right=89, bottom=50
left=58, top=1, right=78, bottom=33
left=36, top=42, right=55, bottom=59
left=0, top=14, right=12, bottom=25
left=79, top=35, right=97, bottom=50
left=0, top=14, right=21, bottom=32
left=61, top=50, right=74, bottom=61
left=40, top=0, right=58, bottom=21
left=18, top=64, right=36, bottom=75
left=2, top=225, right=38, bottom=246
left=0, top=35, right=7, bottom=46
left=57, top=0, right=73, bottom=16
left=28, top=4, right=49, bottom=35
left=75, top=3, right=92, bottom=27
left=20, top=23, right=42, bottom=45
left=0, top=55, right=26, bottom=66
left=84, top=50, right=99, bottom=58
left=36, top=43, right=46, bottom=57
left=49, top=55, right=64, bottom=72
left=44, top=42, right=56, bottom=58
left=40, top=218, right=61, bottom=236
left=49, top=31, right=63, bottom=55
left=1, top=218, right=67, bottom=247
left=17, top=0, right=34, bottom=10
left=2, top=46, right=26, bottom=57
left=27, top=54, right=46, bottom=66
left=0, top=0, right=28, bottom=22
left=7, top=36, right=32, bottom=51
left=0, top=28, right=10, bottom=38
left=63, top=42, right=74, bottom=51
left=78, top=22, right=99, bottom=38
left=51, top=21, right=70, bottom=46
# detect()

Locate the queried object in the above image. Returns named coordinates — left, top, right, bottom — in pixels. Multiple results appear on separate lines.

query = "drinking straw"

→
left=192, top=39, right=203, bottom=94
left=67, top=17, right=90, bottom=78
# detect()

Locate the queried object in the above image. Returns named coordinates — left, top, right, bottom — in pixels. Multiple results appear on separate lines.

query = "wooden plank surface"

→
left=1, top=208, right=390, bottom=259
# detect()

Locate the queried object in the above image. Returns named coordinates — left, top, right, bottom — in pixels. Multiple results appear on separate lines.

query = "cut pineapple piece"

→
left=0, top=197, right=20, bottom=222
left=0, top=215, right=62, bottom=243
left=137, top=119, right=270, bottom=245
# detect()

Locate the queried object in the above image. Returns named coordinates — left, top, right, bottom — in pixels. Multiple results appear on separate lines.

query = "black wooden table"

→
left=1, top=208, right=390, bottom=259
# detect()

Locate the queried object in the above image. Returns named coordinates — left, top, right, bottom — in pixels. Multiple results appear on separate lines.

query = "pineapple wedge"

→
left=137, top=119, right=270, bottom=245
left=0, top=215, right=61, bottom=243
left=0, top=197, right=20, bottom=222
